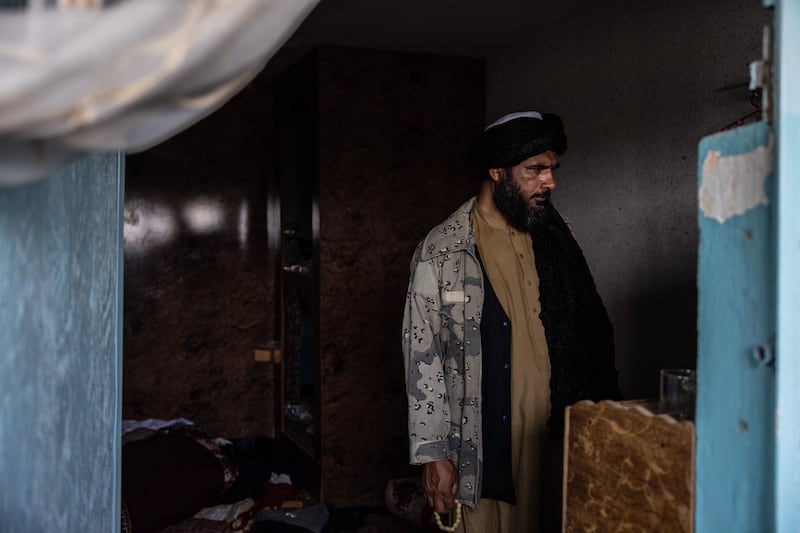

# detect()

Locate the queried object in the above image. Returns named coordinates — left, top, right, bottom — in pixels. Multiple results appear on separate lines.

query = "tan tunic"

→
left=461, top=203, right=551, bottom=533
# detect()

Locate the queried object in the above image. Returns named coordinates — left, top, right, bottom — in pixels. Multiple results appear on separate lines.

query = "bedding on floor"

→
left=121, top=419, right=417, bottom=533
left=121, top=419, right=311, bottom=533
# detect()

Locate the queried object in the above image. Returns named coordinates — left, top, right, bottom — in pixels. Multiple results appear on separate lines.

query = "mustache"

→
left=531, top=190, right=551, bottom=201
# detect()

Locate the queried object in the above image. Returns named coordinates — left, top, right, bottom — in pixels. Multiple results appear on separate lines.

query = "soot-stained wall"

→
left=487, top=0, right=770, bottom=399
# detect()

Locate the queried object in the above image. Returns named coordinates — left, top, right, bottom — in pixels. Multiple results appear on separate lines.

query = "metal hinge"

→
left=749, top=24, right=773, bottom=124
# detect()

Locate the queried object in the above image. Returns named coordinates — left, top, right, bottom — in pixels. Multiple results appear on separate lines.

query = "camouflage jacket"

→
left=402, top=197, right=485, bottom=509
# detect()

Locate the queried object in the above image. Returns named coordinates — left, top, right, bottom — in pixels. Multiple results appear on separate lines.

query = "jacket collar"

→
left=419, top=197, right=477, bottom=261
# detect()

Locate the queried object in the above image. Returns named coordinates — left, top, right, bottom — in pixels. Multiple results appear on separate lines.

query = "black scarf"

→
left=530, top=203, right=623, bottom=437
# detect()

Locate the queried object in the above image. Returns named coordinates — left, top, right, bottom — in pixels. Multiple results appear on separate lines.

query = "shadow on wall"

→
left=613, top=282, right=698, bottom=401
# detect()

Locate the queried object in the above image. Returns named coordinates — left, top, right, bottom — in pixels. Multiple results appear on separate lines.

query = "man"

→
left=401, top=111, right=622, bottom=532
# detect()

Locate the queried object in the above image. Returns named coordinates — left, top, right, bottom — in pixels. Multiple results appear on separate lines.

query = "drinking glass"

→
left=659, top=368, right=697, bottom=421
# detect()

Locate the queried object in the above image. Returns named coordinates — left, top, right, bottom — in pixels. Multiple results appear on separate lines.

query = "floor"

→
left=354, top=512, right=428, bottom=533
left=159, top=510, right=427, bottom=533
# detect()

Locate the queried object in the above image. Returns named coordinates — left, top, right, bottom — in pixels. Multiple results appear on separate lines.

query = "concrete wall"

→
left=0, top=154, right=123, bottom=533
left=487, top=0, right=770, bottom=398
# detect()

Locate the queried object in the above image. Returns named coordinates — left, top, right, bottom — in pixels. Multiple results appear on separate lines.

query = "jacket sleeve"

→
left=402, top=243, right=452, bottom=465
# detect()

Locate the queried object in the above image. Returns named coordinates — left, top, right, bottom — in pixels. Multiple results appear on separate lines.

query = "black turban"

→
left=468, top=112, right=567, bottom=170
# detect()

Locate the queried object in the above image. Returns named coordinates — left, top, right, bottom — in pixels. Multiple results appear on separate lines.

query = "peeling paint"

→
left=699, top=134, right=773, bottom=223
left=697, top=121, right=775, bottom=533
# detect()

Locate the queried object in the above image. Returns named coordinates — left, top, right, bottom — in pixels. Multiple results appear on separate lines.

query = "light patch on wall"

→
left=124, top=199, right=177, bottom=254
left=183, top=197, right=224, bottom=234
left=238, top=199, right=249, bottom=248
left=699, top=134, right=773, bottom=223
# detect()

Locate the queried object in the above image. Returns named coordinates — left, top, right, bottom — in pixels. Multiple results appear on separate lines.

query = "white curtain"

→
left=0, top=0, right=319, bottom=186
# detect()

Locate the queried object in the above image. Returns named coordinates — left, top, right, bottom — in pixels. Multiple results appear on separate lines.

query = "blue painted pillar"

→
left=0, top=153, right=124, bottom=533
left=696, top=122, right=776, bottom=532
left=774, top=0, right=800, bottom=530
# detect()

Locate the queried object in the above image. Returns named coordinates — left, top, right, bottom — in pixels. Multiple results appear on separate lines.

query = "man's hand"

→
left=423, top=459, right=459, bottom=514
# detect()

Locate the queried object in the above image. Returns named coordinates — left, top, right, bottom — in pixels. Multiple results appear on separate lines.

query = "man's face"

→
left=490, top=150, right=559, bottom=232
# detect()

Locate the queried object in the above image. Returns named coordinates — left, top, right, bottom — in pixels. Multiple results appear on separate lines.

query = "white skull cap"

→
left=485, top=111, right=543, bottom=130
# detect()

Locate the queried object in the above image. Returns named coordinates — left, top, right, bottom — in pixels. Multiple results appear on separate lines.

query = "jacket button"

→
left=502, top=321, right=509, bottom=328
left=504, top=362, right=510, bottom=370
left=501, top=415, right=509, bottom=423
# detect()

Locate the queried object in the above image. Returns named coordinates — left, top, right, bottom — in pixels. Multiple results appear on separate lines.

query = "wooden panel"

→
left=696, top=122, right=775, bottom=532
left=315, top=47, right=485, bottom=507
left=274, top=45, right=485, bottom=506
left=776, top=2, right=800, bottom=529
left=123, top=79, right=277, bottom=439
left=563, top=400, right=694, bottom=533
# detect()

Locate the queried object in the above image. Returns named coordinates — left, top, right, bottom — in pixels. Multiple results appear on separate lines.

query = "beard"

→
left=492, top=171, right=553, bottom=232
